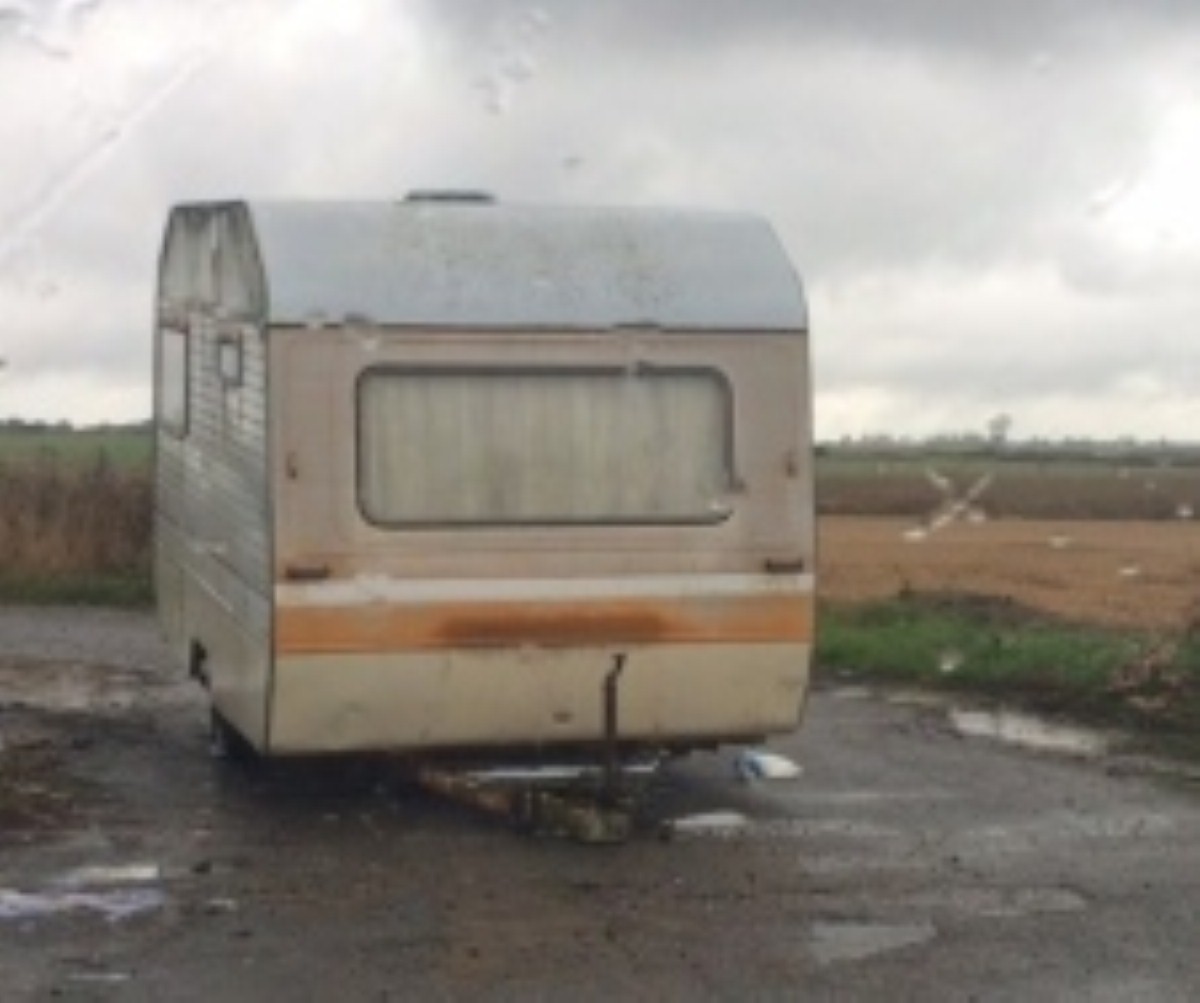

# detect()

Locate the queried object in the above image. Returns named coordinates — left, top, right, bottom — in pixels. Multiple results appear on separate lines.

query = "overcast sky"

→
left=2, top=0, right=1199, bottom=440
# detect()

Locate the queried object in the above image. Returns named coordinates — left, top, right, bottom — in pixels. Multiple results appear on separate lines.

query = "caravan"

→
left=154, top=195, right=814, bottom=760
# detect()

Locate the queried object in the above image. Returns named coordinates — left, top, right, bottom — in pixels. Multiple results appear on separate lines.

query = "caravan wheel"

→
left=208, top=708, right=256, bottom=764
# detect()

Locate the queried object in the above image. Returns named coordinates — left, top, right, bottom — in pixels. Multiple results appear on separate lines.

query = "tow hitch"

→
left=416, top=652, right=655, bottom=843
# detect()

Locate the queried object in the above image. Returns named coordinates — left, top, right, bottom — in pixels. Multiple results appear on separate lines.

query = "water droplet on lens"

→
left=501, top=53, right=535, bottom=83
left=1029, top=51, right=1054, bottom=75
left=1087, top=179, right=1130, bottom=216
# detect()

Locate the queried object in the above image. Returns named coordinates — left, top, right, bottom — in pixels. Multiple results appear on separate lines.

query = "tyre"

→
left=208, top=708, right=257, bottom=764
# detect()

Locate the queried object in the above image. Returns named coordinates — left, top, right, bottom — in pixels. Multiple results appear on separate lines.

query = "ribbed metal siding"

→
left=155, top=316, right=271, bottom=655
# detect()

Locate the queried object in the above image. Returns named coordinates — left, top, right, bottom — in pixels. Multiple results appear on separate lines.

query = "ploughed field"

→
left=1, top=427, right=1198, bottom=631
left=820, top=516, right=1200, bottom=631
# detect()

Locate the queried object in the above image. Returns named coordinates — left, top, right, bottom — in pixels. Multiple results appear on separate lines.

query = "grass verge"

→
left=817, top=592, right=1200, bottom=759
left=0, top=573, right=152, bottom=608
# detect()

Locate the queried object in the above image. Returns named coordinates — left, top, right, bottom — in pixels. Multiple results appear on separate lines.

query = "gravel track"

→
left=1, top=607, right=1199, bottom=1001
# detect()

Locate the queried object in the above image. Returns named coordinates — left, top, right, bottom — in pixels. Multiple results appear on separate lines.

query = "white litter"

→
left=57, top=864, right=161, bottom=888
left=664, top=811, right=749, bottom=837
left=735, top=749, right=803, bottom=781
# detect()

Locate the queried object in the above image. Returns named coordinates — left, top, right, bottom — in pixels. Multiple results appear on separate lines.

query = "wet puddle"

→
left=0, top=887, right=165, bottom=923
left=809, top=920, right=936, bottom=965
left=0, top=861, right=165, bottom=924
left=0, top=660, right=186, bottom=714
left=949, top=708, right=1108, bottom=756
left=907, top=885, right=1087, bottom=920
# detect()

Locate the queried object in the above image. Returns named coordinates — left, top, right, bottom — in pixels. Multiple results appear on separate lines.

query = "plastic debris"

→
left=663, top=810, right=749, bottom=838
left=57, top=863, right=160, bottom=888
left=734, top=749, right=803, bottom=782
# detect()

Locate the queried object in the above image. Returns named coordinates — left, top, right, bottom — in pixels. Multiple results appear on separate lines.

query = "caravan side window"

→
left=160, top=329, right=189, bottom=436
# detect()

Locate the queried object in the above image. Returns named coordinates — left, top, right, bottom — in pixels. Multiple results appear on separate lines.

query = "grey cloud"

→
left=426, top=0, right=1200, bottom=61
left=2, top=0, right=1199, bottom=437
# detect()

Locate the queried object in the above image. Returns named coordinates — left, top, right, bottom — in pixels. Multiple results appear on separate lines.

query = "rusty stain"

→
left=284, top=562, right=332, bottom=582
left=274, top=594, right=813, bottom=655
left=441, top=609, right=667, bottom=647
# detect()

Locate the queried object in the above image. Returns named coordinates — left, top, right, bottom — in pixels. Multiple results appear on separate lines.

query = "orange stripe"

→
left=275, top=593, right=813, bottom=655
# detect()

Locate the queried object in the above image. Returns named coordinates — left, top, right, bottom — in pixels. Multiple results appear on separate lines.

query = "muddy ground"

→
left=2, top=607, right=1199, bottom=1001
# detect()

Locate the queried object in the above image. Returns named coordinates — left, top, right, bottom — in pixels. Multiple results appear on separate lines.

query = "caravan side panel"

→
left=155, top=316, right=273, bottom=746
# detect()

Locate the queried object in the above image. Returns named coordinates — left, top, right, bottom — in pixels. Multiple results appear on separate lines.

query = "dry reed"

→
left=0, top=452, right=151, bottom=581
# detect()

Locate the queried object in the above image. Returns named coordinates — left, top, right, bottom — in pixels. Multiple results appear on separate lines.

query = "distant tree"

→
left=987, top=414, right=1012, bottom=450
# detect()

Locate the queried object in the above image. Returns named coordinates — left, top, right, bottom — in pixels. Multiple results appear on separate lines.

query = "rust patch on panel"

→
left=274, top=593, right=813, bottom=655
left=440, top=607, right=669, bottom=647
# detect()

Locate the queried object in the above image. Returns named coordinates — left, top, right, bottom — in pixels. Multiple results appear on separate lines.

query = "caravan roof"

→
left=158, top=199, right=806, bottom=332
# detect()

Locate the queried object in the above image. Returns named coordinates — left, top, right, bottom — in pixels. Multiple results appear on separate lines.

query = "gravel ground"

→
left=0, top=605, right=171, bottom=673
left=1, top=606, right=1199, bottom=1001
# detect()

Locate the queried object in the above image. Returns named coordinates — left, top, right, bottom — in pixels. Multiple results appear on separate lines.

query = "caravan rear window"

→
left=358, top=367, right=734, bottom=526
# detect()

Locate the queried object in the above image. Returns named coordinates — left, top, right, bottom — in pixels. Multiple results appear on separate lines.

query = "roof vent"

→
left=404, top=189, right=496, bottom=205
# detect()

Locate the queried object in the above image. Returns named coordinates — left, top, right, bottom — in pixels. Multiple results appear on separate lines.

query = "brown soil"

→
left=819, top=516, right=1200, bottom=631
